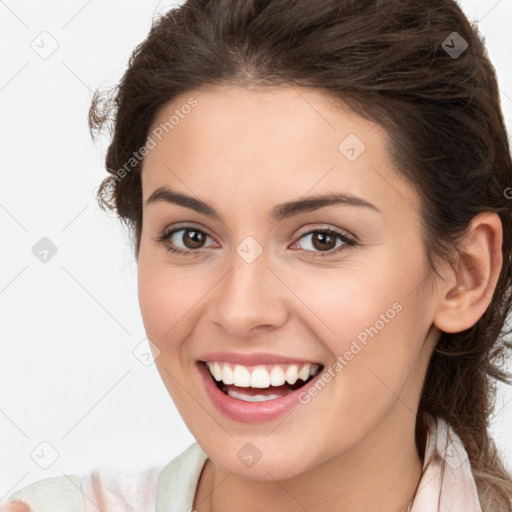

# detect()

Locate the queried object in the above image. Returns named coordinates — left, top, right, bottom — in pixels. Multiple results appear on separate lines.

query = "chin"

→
left=199, top=436, right=323, bottom=482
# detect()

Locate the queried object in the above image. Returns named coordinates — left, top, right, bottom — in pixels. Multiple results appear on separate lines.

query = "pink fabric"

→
left=2, top=415, right=486, bottom=511
left=79, top=465, right=161, bottom=512
left=410, top=414, right=482, bottom=511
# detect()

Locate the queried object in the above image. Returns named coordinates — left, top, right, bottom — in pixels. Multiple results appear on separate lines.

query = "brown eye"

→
left=154, top=226, right=217, bottom=256
left=180, top=229, right=207, bottom=249
left=292, top=228, right=357, bottom=258
left=309, top=231, right=337, bottom=251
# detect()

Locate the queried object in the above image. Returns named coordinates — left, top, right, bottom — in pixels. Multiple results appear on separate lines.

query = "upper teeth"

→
left=205, top=361, right=321, bottom=388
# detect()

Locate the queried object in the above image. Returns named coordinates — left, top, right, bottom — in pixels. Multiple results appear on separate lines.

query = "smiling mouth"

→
left=202, top=361, right=324, bottom=402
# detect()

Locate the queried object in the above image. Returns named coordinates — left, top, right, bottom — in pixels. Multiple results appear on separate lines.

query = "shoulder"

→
left=0, top=443, right=207, bottom=512
left=156, top=442, right=209, bottom=510
left=0, top=465, right=162, bottom=512
left=418, top=414, right=483, bottom=512
left=0, top=474, right=87, bottom=512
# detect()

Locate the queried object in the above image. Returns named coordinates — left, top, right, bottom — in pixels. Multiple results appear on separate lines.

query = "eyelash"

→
left=153, top=224, right=357, bottom=259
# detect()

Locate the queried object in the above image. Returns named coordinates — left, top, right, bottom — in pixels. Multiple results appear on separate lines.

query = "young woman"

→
left=3, top=0, right=512, bottom=510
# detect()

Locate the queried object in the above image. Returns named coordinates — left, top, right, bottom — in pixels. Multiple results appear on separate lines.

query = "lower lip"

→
left=197, top=362, right=322, bottom=424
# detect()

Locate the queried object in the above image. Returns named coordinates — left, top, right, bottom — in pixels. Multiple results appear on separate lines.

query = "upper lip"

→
left=199, top=351, right=322, bottom=366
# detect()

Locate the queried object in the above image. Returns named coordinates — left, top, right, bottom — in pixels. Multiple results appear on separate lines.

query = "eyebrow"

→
left=144, top=185, right=381, bottom=222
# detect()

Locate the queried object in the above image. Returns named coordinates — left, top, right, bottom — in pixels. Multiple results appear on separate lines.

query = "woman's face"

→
left=137, top=84, right=442, bottom=480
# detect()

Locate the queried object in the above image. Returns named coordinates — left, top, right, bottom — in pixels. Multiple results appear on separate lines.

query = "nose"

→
left=208, top=249, right=289, bottom=338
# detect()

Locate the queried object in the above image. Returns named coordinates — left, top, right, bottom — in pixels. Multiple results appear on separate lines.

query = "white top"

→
left=2, top=415, right=483, bottom=511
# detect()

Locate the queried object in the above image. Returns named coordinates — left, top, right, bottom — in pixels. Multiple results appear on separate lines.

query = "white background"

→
left=1, top=0, right=511, bottom=499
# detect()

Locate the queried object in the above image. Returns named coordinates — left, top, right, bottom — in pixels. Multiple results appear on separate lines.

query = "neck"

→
left=194, top=406, right=425, bottom=512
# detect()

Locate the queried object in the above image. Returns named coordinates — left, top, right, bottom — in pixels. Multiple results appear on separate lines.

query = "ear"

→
left=433, top=212, right=503, bottom=334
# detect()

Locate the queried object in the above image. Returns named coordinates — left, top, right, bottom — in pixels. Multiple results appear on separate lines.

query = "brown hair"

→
left=89, top=0, right=512, bottom=508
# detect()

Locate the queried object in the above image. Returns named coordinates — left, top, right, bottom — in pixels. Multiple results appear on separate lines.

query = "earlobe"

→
left=433, top=212, right=503, bottom=334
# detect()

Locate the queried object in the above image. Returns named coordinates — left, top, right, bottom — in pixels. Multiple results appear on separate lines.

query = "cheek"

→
left=309, top=299, right=426, bottom=447
left=137, top=257, right=214, bottom=348
left=137, top=260, right=203, bottom=408
left=287, top=245, right=430, bottom=379
left=276, top=258, right=415, bottom=347
left=322, top=276, right=431, bottom=424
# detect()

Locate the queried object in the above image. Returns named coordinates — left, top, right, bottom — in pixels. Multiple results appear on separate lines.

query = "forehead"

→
left=143, top=84, right=380, bottom=165
left=140, top=84, right=418, bottom=217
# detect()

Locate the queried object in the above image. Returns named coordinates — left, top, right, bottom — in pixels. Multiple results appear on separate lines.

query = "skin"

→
left=0, top=504, right=29, bottom=512
left=0, top=85, right=502, bottom=512
left=134, top=84, right=502, bottom=512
